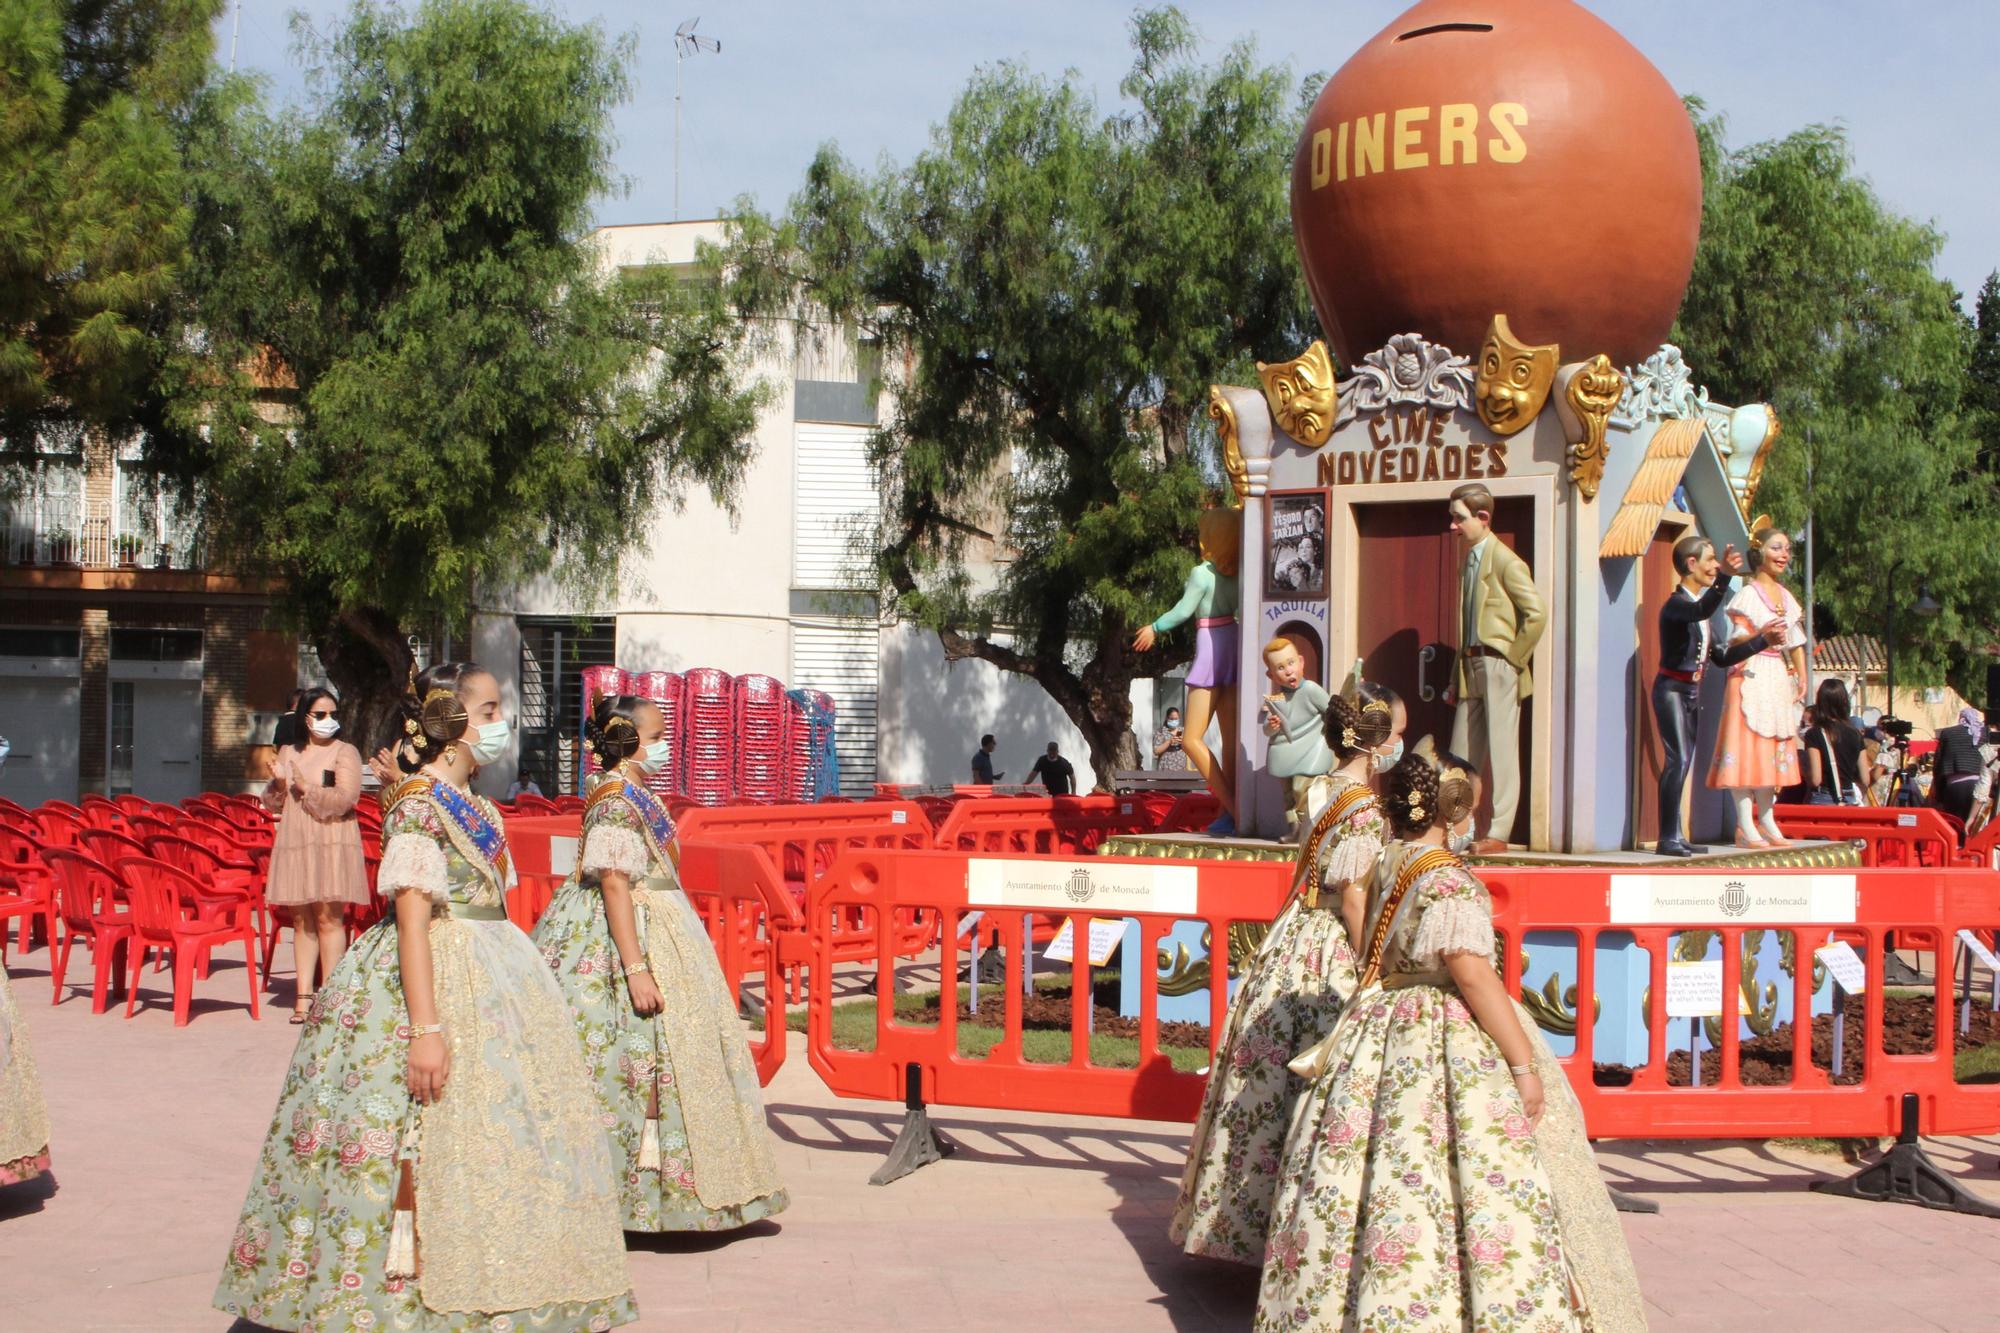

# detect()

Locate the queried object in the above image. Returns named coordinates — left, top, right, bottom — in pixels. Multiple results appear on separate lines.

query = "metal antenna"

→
left=673, top=18, right=721, bottom=220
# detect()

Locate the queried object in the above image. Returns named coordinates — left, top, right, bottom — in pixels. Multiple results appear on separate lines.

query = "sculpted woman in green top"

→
left=1133, top=507, right=1243, bottom=835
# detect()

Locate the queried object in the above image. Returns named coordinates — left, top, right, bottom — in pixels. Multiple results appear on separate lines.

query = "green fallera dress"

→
left=1256, top=844, right=1647, bottom=1332
left=1169, top=774, right=1376, bottom=1264
left=0, top=958, right=52, bottom=1187
left=532, top=770, right=787, bottom=1231
left=214, top=775, right=637, bottom=1333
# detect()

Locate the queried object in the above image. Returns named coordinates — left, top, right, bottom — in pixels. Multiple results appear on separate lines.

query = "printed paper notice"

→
left=1665, top=960, right=1751, bottom=1018
left=1815, top=941, right=1867, bottom=993
left=549, top=835, right=578, bottom=878
left=966, top=859, right=1198, bottom=915
left=1045, top=918, right=1124, bottom=966
left=1958, top=929, right=2000, bottom=972
left=1608, top=874, right=1856, bottom=925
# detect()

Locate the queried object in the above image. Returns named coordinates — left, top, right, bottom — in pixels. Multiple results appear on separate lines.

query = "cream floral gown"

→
left=533, top=771, right=787, bottom=1231
left=0, top=958, right=51, bottom=1187
left=1169, top=773, right=1377, bottom=1263
left=214, top=775, right=636, bottom=1332
left=1257, top=844, right=1646, bottom=1332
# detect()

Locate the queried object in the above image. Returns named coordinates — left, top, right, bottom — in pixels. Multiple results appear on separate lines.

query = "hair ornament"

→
left=1408, top=801, right=1427, bottom=823
left=1341, top=725, right=1359, bottom=749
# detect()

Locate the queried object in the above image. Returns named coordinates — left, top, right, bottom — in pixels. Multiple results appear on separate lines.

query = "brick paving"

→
left=5, top=948, right=2000, bottom=1332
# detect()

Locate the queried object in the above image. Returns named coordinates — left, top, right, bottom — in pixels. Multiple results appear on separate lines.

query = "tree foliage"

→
left=1671, top=103, right=1999, bottom=693
left=0, top=0, right=220, bottom=440
left=175, top=0, right=766, bottom=739
left=725, top=7, right=1317, bottom=778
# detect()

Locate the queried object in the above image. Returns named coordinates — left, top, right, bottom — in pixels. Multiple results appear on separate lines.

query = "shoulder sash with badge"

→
left=387, top=775, right=512, bottom=893
left=1356, top=846, right=1459, bottom=988
left=586, top=771, right=679, bottom=870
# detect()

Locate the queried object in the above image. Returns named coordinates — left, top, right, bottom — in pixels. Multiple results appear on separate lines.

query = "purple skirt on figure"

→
left=1186, top=616, right=1238, bottom=689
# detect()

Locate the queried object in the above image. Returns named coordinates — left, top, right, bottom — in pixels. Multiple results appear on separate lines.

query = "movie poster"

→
left=1266, top=489, right=1328, bottom=598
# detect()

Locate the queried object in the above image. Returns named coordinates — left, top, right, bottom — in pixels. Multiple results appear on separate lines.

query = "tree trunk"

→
left=313, top=606, right=416, bottom=762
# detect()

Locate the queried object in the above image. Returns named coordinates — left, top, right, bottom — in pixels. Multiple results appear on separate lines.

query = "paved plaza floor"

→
left=4, top=950, right=1999, bottom=1331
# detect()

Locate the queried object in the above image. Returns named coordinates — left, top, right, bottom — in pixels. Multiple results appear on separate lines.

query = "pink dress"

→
left=262, top=741, right=369, bottom=906
left=1707, top=581, right=1803, bottom=791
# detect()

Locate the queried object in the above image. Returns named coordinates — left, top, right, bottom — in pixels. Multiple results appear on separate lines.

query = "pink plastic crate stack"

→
left=679, top=667, right=736, bottom=806
left=732, top=674, right=790, bottom=804
left=577, top=666, right=683, bottom=798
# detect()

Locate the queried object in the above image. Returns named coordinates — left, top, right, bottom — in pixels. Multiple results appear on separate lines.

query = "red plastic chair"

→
left=79, top=827, right=151, bottom=866
left=41, top=799, right=85, bottom=820
left=0, top=796, right=26, bottom=817
left=114, top=856, right=261, bottom=1026
left=79, top=796, right=127, bottom=831
left=0, top=826, right=55, bottom=959
left=142, top=833, right=272, bottom=980
left=511, top=793, right=559, bottom=815
left=113, top=795, right=157, bottom=817
left=31, top=806, right=84, bottom=849
left=553, top=795, right=585, bottom=813
left=41, top=848, right=133, bottom=1011
left=127, top=812, right=175, bottom=842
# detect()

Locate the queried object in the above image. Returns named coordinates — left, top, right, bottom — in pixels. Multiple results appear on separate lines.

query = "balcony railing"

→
left=1, top=498, right=204, bottom=571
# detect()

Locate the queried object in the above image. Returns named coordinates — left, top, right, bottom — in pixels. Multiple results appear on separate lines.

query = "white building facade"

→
left=473, top=221, right=1151, bottom=800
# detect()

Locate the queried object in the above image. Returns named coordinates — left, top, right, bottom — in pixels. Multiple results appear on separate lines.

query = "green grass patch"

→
left=1956, top=1041, right=2000, bottom=1084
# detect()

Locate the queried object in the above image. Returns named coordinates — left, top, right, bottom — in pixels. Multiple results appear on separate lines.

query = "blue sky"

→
left=219, top=1, right=1998, bottom=310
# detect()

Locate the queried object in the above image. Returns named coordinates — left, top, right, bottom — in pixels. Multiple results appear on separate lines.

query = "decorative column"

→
left=1212, top=384, right=1277, bottom=838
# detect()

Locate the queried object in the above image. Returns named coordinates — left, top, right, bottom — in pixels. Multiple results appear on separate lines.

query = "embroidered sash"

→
left=1356, top=846, right=1459, bottom=989
left=387, top=776, right=512, bottom=895
left=1291, top=783, right=1378, bottom=909
left=586, top=773, right=680, bottom=872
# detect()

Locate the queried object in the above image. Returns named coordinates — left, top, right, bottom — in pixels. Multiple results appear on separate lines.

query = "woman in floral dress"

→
left=1706, top=524, right=1809, bottom=848
left=1169, top=685, right=1404, bottom=1264
left=215, top=662, right=637, bottom=1332
left=1258, top=749, right=1645, bottom=1331
left=535, top=693, right=787, bottom=1232
left=0, top=958, right=51, bottom=1190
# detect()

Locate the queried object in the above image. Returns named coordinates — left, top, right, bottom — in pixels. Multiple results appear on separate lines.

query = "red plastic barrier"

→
left=1154, top=791, right=1221, bottom=833
left=1773, top=804, right=1968, bottom=868
left=931, top=795, right=1156, bottom=856
left=677, top=840, right=789, bottom=1085
left=804, top=848, right=2000, bottom=1143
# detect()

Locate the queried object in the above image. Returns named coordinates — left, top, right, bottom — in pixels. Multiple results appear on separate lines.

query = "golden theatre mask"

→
left=1255, top=340, right=1337, bottom=446
left=1474, top=314, right=1559, bottom=437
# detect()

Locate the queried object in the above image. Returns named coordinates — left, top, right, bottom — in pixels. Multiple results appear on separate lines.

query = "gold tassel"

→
left=637, top=1116, right=661, bottom=1171
left=384, top=1122, right=421, bottom=1278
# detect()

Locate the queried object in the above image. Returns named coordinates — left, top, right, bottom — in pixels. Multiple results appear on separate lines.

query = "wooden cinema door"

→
left=1352, top=496, right=1534, bottom=843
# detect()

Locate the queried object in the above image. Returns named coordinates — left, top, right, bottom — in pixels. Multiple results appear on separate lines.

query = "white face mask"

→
left=635, top=740, right=671, bottom=775
left=465, top=719, right=511, bottom=764
left=1448, top=825, right=1476, bottom=854
left=1373, top=737, right=1405, bottom=774
left=308, top=717, right=341, bottom=740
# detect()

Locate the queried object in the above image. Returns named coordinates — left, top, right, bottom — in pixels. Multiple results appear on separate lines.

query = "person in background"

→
left=1932, top=705, right=1988, bottom=825
left=268, top=689, right=305, bottom=750
left=506, top=767, right=545, bottom=801
left=1028, top=742, right=1076, bottom=797
left=971, top=733, right=1003, bottom=785
left=1805, top=679, right=1873, bottom=807
left=1153, top=707, right=1191, bottom=772
left=263, top=688, right=368, bottom=1024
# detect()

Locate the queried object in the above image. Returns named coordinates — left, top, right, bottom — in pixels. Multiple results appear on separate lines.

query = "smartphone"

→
left=322, top=769, right=337, bottom=788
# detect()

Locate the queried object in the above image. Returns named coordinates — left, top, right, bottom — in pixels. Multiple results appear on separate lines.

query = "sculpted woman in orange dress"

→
left=1706, top=525, right=1809, bottom=847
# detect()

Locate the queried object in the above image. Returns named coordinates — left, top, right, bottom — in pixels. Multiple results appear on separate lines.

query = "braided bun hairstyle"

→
left=1323, top=681, right=1401, bottom=762
left=392, top=661, right=490, bottom=774
left=1385, top=743, right=1478, bottom=839
left=585, top=693, right=648, bottom=767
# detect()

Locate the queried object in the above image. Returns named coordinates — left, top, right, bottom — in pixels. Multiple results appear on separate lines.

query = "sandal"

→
left=289, top=1009, right=309, bottom=1025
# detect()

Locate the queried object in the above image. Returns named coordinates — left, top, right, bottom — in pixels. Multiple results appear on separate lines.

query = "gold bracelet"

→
left=407, top=1023, right=443, bottom=1039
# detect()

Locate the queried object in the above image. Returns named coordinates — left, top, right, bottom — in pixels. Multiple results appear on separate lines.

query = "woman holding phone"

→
left=264, top=687, right=368, bottom=1022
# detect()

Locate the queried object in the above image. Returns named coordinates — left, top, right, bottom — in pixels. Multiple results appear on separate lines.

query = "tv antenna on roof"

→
left=674, top=17, right=721, bottom=220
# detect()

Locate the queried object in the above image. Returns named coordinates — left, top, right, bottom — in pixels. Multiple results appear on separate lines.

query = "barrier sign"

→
left=1816, top=941, right=1868, bottom=993
left=550, top=835, right=578, bottom=878
left=1045, top=917, right=1124, bottom=966
left=1958, top=929, right=2000, bottom=972
left=966, top=858, right=1198, bottom=914
left=1664, top=960, right=1750, bottom=1018
left=1608, top=874, right=1856, bottom=925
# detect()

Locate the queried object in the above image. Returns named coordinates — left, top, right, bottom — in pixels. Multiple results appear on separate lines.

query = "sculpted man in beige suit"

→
left=1447, top=483, right=1546, bottom=851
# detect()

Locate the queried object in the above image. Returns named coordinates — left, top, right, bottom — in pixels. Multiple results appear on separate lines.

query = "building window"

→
left=109, top=629, right=204, bottom=662
left=517, top=618, right=618, bottom=796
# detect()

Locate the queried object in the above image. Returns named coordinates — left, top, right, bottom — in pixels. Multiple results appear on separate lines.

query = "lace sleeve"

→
left=1404, top=865, right=1494, bottom=969
left=581, top=801, right=652, bottom=878
left=379, top=832, right=449, bottom=904
left=1318, top=807, right=1386, bottom=890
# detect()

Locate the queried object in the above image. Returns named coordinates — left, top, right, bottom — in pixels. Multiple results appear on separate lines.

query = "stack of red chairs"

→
left=681, top=667, right=736, bottom=806
left=0, top=824, right=54, bottom=958
left=632, top=670, right=683, bottom=800
left=577, top=664, right=630, bottom=791
left=732, top=674, right=790, bottom=805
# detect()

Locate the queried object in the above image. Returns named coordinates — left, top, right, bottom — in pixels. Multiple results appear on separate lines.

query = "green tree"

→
left=0, top=0, right=220, bottom=439
left=1971, top=271, right=2000, bottom=476
left=1671, top=104, right=1999, bottom=694
left=725, top=8, right=1316, bottom=779
left=174, top=0, right=766, bottom=742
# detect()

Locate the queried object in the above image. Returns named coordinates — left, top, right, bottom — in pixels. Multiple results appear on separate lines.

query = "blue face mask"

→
left=1373, top=737, right=1405, bottom=774
left=465, top=719, right=511, bottom=764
